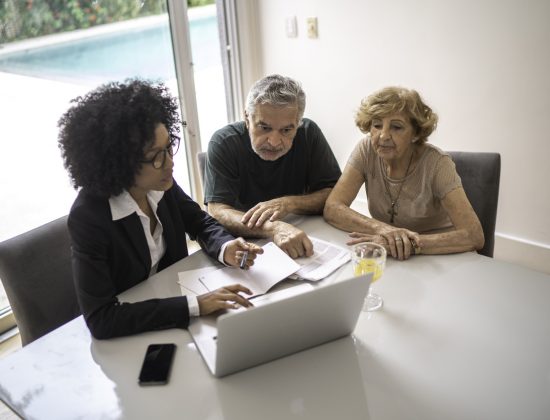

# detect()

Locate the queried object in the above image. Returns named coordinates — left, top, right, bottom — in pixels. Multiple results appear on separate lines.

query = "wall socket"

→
left=306, top=17, right=318, bottom=38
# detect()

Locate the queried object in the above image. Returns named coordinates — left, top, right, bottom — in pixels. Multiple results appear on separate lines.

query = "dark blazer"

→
left=68, top=181, right=234, bottom=339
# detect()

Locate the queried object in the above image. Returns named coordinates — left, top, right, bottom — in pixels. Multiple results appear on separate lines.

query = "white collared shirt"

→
left=109, top=190, right=200, bottom=316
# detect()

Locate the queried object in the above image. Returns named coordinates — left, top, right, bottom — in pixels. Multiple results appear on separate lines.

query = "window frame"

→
left=0, top=0, right=247, bottom=341
left=0, top=307, right=16, bottom=337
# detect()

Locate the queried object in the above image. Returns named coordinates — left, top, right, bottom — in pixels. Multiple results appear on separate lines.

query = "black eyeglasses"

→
left=141, top=135, right=180, bottom=169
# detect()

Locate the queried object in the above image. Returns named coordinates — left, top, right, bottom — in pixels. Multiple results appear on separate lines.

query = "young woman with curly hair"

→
left=58, top=79, right=262, bottom=339
left=324, top=86, right=484, bottom=260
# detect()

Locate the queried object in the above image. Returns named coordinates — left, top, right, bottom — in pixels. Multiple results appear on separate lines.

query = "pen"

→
left=240, top=251, right=249, bottom=270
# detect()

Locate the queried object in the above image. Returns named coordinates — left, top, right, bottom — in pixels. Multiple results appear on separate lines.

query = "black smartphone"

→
left=138, top=343, right=176, bottom=386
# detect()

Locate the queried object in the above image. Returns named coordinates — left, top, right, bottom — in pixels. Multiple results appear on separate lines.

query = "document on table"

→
left=290, top=237, right=350, bottom=281
left=177, top=266, right=216, bottom=296
left=198, top=242, right=301, bottom=296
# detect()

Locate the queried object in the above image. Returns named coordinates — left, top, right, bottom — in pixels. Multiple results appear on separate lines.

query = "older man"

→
left=204, top=74, right=341, bottom=258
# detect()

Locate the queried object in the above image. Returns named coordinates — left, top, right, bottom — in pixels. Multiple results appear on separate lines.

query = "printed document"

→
left=290, top=237, right=350, bottom=281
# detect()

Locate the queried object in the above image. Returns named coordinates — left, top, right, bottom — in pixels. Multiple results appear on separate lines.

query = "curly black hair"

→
left=58, top=79, right=182, bottom=198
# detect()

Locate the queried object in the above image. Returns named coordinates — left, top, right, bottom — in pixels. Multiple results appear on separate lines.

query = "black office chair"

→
left=197, top=151, right=207, bottom=187
left=0, top=216, right=80, bottom=345
left=448, top=151, right=501, bottom=258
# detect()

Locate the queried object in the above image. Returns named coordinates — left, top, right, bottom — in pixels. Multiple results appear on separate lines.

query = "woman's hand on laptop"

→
left=198, top=284, right=254, bottom=315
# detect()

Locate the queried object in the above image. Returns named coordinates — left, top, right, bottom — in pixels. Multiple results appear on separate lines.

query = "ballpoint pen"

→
left=240, top=251, right=249, bottom=269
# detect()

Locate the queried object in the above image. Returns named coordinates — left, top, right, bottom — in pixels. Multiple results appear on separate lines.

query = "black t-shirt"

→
left=204, top=118, right=341, bottom=211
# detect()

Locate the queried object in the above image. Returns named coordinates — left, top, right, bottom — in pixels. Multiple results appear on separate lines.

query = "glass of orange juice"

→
left=351, top=242, right=386, bottom=311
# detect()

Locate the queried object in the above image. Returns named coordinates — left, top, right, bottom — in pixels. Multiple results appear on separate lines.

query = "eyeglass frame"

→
left=140, top=134, right=180, bottom=169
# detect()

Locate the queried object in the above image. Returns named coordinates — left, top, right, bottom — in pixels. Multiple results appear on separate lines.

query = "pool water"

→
left=0, top=15, right=220, bottom=86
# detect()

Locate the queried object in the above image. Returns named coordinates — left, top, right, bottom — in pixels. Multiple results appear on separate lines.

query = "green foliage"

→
left=0, top=0, right=213, bottom=43
left=188, top=0, right=214, bottom=7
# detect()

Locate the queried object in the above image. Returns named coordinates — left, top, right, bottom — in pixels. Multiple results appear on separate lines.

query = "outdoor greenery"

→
left=0, top=0, right=214, bottom=43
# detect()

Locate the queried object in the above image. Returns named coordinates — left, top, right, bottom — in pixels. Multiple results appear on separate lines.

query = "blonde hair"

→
left=355, top=86, right=438, bottom=143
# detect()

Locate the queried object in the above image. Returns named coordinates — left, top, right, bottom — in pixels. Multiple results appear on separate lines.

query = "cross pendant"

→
left=388, top=204, right=397, bottom=224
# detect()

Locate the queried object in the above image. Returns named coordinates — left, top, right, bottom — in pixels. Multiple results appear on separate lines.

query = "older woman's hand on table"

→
left=347, top=227, right=421, bottom=260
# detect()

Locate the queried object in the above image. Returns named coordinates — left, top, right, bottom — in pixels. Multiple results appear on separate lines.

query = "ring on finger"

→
left=395, top=237, right=403, bottom=242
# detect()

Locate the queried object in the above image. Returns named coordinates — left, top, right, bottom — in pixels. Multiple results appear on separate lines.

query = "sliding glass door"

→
left=0, top=0, right=231, bottom=336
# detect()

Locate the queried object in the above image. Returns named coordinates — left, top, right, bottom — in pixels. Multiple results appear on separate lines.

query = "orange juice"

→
left=351, top=242, right=386, bottom=311
left=353, top=258, right=384, bottom=282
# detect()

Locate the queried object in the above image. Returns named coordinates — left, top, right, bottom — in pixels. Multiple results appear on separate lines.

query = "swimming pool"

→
left=0, top=14, right=220, bottom=86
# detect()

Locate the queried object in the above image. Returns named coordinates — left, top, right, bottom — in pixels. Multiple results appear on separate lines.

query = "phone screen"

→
left=138, top=343, right=176, bottom=386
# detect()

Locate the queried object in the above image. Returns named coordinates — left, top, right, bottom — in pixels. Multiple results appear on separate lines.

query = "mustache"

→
left=258, top=146, right=284, bottom=152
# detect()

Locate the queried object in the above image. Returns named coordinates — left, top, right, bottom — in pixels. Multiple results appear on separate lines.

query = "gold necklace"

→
left=382, top=150, right=414, bottom=224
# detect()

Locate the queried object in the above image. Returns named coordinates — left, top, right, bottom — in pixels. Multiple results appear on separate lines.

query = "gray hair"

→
left=245, top=74, right=306, bottom=123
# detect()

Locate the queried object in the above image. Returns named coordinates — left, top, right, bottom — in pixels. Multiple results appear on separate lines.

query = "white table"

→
left=1, top=217, right=549, bottom=420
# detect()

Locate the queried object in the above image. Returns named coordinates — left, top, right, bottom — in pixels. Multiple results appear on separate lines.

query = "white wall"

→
left=240, top=0, right=550, bottom=273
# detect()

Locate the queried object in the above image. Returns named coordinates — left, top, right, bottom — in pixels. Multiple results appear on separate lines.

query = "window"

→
left=0, top=0, right=233, bottom=335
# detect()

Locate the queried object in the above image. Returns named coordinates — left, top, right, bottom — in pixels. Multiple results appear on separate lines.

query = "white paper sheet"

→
left=290, top=237, right=351, bottom=281
left=199, top=242, right=300, bottom=296
left=177, top=266, right=217, bottom=296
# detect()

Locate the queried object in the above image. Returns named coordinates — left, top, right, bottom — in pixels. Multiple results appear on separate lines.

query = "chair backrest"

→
left=197, top=151, right=207, bottom=187
left=0, top=216, right=80, bottom=345
left=448, top=151, right=501, bottom=258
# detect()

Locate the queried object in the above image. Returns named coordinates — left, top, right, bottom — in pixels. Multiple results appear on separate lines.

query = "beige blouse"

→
left=347, top=136, right=462, bottom=233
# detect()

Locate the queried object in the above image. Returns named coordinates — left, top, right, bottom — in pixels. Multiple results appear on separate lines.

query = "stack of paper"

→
left=291, top=237, right=350, bottom=281
left=177, top=238, right=351, bottom=298
left=179, top=242, right=300, bottom=297
left=198, top=242, right=300, bottom=296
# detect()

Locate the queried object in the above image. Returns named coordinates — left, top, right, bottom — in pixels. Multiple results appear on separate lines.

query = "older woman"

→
left=324, top=86, right=484, bottom=260
left=58, top=80, right=262, bottom=339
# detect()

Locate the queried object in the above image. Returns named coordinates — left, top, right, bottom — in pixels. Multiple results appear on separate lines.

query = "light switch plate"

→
left=306, top=17, right=318, bottom=38
left=286, top=16, right=297, bottom=38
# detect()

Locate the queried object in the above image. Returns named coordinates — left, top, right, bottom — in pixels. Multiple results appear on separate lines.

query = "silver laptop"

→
left=188, top=274, right=371, bottom=377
